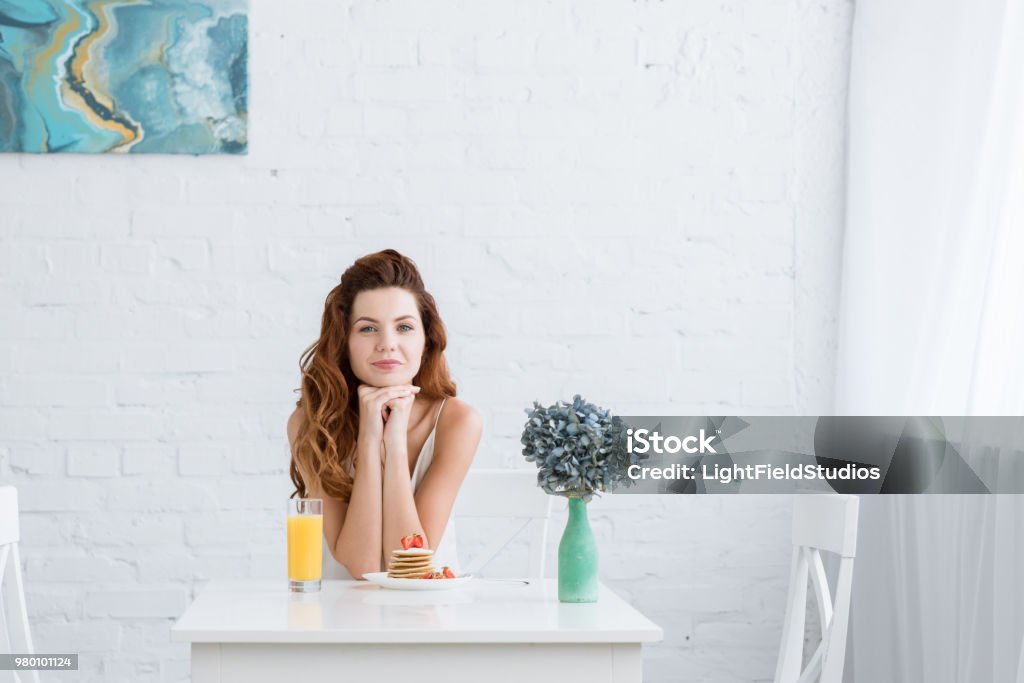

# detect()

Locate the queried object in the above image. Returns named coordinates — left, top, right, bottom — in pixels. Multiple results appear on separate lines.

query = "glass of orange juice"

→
left=287, top=498, right=323, bottom=593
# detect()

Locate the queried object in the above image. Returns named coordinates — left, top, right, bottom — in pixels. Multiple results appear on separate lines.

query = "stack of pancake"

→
left=387, top=547, right=435, bottom=579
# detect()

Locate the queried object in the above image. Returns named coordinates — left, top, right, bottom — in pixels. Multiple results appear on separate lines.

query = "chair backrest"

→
left=774, top=494, right=859, bottom=683
left=0, top=486, right=39, bottom=683
left=452, top=469, right=552, bottom=579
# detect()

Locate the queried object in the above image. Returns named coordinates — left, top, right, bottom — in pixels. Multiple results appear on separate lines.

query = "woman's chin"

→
left=359, top=373, right=414, bottom=388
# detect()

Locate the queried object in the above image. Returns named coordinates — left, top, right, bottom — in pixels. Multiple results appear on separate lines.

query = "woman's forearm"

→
left=382, top=445, right=426, bottom=556
left=334, top=440, right=384, bottom=578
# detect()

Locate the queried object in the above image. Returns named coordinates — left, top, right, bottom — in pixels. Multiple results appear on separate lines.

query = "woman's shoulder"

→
left=433, top=397, right=482, bottom=467
left=437, top=396, right=482, bottom=436
left=439, top=396, right=481, bottom=422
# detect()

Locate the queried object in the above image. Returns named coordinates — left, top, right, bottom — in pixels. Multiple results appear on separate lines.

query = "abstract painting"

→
left=0, top=0, right=248, bottom=154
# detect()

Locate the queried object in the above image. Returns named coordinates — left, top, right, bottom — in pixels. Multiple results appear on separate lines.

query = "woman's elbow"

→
left=331, top=545, right=377, bottom=580
left=346, top=563, right=374, bottom=580
left=338, top=554, right=376, bottom=580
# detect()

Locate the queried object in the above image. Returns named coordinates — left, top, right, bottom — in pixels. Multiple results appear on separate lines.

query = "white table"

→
left=172, top=579, right=663, bottom=683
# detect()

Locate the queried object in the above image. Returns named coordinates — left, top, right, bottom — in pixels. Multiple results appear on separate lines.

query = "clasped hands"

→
left=356, top=383, right=420, bottom=468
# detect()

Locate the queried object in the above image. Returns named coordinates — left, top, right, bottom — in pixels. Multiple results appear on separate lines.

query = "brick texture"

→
left=0, top=1, right=852, bottom=680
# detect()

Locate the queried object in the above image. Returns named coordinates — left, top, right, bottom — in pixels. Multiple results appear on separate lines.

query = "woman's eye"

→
left=359, top=326, right=375, bottom=333
left=399, top=324, right=414, bottom=332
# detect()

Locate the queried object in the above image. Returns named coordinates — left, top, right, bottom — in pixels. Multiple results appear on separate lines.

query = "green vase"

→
left=558, top=495, right=599, bottom=603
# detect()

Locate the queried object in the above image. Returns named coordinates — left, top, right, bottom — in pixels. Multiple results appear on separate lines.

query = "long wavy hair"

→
left=290, top=249, right=457, bottom=502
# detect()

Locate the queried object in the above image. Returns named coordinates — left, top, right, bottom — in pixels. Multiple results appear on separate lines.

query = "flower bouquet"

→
left=521, top=394, right=636, bottom=602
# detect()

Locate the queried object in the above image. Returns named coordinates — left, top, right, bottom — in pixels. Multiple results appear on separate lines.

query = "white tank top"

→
left=322, top=398, right=459, bottom=578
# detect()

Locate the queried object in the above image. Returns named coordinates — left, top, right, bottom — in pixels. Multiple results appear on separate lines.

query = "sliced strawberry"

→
left=401, top=535, right=414, bottom=550
left=410, top=533, right=424, bottom=548
left=442, top=567, right=456, bottom=579
left=421, top=571, right=433, bottom=579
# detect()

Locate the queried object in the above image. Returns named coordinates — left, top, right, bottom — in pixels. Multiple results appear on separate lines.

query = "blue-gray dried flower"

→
left=521, top=394, right=637, bottom=503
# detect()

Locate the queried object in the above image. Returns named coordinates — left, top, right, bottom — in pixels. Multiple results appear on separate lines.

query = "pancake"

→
left=385, top=561, right=430, bottom=573
left=392, top=548, right=433, bottom=556
left=387, top=539, right=436, bottom=578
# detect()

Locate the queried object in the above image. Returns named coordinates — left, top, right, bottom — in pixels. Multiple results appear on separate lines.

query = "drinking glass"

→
left=287, top=498, right=323, bottom=593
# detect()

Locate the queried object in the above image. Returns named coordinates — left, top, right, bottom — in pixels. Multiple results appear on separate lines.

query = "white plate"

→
left=362, top=572, right=473, bottom=591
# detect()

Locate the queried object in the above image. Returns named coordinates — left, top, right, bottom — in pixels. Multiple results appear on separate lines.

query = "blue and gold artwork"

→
left=0, top=0, right=248, bottom=154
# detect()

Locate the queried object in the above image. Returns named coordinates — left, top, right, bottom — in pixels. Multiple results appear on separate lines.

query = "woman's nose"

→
left=377, top=334, right=396, bottom=351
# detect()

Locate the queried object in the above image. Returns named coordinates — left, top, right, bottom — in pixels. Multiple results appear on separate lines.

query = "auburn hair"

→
left=290, top=249, right=457, bottom=502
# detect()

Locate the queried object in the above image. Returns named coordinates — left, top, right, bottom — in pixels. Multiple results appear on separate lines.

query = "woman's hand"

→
left=356, top=383, right=419, bottom=446
left=381, top=390, right=416, bottom=455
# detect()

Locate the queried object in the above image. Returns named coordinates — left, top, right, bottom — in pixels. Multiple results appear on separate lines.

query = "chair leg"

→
left=820, top=557, right=855, bottom=683
left=4, top=544, right=39, bottom=683
left=1017, top=631, right=1024, bottom=683
left=775, top=545, right=810, bottom=683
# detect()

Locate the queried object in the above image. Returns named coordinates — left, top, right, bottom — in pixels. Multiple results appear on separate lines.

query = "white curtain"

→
left=836, top=0, right=1024, bottom=681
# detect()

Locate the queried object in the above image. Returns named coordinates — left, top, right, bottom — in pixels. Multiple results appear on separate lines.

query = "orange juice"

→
left=287, top=514, right=323, bottom=581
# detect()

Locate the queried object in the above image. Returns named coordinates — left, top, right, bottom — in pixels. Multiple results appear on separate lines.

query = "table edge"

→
left=170, top=628, right=665, bottom=644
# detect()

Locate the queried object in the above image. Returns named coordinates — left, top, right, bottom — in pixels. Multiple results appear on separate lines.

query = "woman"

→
left=287, top=249, right=482, bottom=580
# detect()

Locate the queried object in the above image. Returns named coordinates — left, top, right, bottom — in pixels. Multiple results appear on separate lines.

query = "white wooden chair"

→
left=452, top=468, right=552, bottom=579
left=774, top=494, right=859, bottom=683
left=0, top=486, right=40, bottom=683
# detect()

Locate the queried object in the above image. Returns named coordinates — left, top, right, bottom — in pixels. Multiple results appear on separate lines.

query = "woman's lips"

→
left=372, top=361, right=402, bottom=371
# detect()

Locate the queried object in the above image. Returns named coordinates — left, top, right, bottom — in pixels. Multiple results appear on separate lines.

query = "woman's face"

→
left=347, top=287, right=426, bottom=387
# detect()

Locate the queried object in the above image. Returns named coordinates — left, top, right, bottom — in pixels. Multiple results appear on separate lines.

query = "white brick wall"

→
left=0, top=1, right=852, bottom=680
